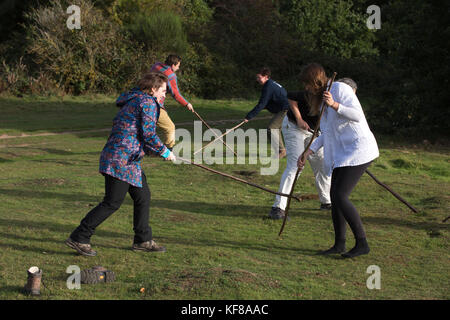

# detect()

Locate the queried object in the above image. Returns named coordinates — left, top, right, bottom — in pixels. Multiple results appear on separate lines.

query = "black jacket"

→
left=245, top=79, right=290, bottom=120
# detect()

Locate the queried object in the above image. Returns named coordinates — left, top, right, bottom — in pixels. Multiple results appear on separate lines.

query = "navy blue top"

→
left=245, top=79, right=290, bottom=120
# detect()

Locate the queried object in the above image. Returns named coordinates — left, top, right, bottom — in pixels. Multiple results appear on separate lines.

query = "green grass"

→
left=0, top=95, right=449, bottom=300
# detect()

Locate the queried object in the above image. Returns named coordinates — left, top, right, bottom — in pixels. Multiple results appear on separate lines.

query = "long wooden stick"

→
left=193, top=110, right=238, bottom=157
left=193, top=120, right=246, bottom=155
left=177, top=157, right=302, bottom=202
left=278, top=72, right=337, bottom=236
left=364, top=169, right=418, bottom=213
left=307, top=128, right=418, bottom=213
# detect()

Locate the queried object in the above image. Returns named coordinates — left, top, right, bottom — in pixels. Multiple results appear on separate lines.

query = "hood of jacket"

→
left=116, top=87, right=143, bottom=108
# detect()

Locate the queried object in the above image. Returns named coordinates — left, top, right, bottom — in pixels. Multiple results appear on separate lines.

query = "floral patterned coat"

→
left=99, top=88, right=170, bottom=187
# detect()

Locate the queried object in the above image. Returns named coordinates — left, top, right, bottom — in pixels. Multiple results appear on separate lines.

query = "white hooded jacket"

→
left=310, top=82, right=379, bottom=176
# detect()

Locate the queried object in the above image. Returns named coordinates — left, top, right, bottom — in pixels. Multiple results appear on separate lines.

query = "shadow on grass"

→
left=0, top=188, right=99, bottom=203
left=0, top=145, right=100, bottom=163
left=152, top=199, right=448, bottom=232
left=1, top=187, right=447, bottom=238
left=0, top=241, right=76, bottom=257
left=0, top=217, right=129, bottom=241
left=162, top=234, right=321, bottom=256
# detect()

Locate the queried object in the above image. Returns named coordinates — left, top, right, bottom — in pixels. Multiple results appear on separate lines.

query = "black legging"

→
left=70, top=172, right=152, bottom=244
left=330, top=161, right=372, bottom=241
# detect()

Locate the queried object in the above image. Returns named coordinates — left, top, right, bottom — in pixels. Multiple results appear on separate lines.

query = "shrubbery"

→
left=0, top=0, right=448, bottom=137
left=24, top=0, right=145, bottom=94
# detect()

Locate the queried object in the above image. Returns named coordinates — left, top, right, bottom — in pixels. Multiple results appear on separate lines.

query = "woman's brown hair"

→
left=299, top=63, right=329, bottom=116
left=137, top=72, right=168, bottom=93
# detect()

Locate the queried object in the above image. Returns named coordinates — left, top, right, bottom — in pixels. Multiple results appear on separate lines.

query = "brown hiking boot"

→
left=65, top=238, right=97, bottom=257
left=23, top=266, right=42, bottom=296
left=132, top=240, right=166, bottom=252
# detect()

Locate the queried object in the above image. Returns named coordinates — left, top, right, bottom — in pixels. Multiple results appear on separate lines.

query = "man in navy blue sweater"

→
left=244, top=67, right=289, bottom=158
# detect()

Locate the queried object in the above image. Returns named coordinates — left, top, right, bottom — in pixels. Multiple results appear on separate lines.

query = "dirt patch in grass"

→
left=219, top=268, right=259, bottom=284
left=0, top=142, right=53, bottom=149
left=175, top=267, right=263, bottom=292
left=177, top=270, right=211, bottom=292
left=419, top=195, right=449, bottom=209
left=13, top=178, right=67, bottom=187
left=386, top=255, right=411, bottom=266
left=296, top=193, right=319, bottom=201
left=233, top=170, right=258, bottom=177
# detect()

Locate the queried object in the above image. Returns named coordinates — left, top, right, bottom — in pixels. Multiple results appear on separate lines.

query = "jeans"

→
left=70, top=172, right=152, bottom=244
left=273, top=116, right=331, bottom=210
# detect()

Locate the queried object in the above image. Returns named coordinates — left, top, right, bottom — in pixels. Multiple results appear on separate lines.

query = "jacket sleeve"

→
left=167, top=74, right=190, bottom=107
left=140, top=101, right=170, bottom=157
left=334, top=84, right=364, bottom=122
left=245, top=83, right=272, bottom=120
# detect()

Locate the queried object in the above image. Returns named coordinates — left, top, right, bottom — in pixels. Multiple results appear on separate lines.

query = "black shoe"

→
left=266, top=207, right=290, bottom=221
left=341, top=238, right=370, bottom=258
left=80, top=266, right=115, bottom=284
left=317, top=246, right=346, bottom=255
left=320, top=203, right=332, bottom=210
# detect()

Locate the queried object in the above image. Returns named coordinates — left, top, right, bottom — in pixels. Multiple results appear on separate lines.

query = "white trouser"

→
left=273, top=116, right=331, bottom=210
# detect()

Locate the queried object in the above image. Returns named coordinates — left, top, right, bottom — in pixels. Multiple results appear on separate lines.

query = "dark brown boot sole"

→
left=132, top=246, right=166, bottom=253
left=65, top=238, right=97, bottom=257
left=80, top=269, right=115, bottom=284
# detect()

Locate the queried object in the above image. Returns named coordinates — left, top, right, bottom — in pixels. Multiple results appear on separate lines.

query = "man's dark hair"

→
left=258, top=67, right=271, bottom=78
left=165, top=54, right=182, bottom=67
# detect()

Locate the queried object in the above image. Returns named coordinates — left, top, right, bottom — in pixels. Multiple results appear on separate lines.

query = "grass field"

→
left=0, top=95, right=448, bottom=300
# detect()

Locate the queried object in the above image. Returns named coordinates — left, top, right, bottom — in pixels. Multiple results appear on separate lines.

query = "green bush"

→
left=24, top=0, right=142, bottom=94
left=281, top=0, right=378, bottom=60
left=125, top=10, right=188, bottom=55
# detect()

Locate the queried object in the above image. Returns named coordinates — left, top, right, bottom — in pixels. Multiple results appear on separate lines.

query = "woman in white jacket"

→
left=298, top=63, right=379, bottom=258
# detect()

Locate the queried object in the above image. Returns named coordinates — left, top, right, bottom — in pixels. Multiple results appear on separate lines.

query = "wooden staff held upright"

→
left=278, top=72, right=337, bottom=237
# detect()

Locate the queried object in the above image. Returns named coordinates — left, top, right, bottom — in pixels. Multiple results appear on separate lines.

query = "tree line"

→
left=0, top=0, right=448, bottom=137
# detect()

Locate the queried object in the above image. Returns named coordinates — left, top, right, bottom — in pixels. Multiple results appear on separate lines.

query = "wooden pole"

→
left=278, top=72, right=337, bottom=236
left=193, top=120, right=246, bottom=156
left=177, top=157, right=302, bottom=202
left=193, top=110, right=238, bottom=157
left=364, top=169, right=418, bottom=213
left=307, top=118, right=419, bottom=214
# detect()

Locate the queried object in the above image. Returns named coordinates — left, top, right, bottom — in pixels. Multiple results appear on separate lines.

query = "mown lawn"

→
left=0, top=95, right=448, bottom=300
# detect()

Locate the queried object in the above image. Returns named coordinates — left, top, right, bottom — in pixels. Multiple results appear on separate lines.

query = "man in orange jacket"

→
left=151, top=54, right=194, bottom=150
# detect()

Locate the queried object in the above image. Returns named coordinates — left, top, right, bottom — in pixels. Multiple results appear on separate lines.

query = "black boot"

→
left=342, top=238, right=370, bottom=258
left=318, top=238, right=346, bottom=255
left=265, top=207, right=290, bottom=221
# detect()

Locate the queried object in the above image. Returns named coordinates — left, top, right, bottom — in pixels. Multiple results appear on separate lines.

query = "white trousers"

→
left=273, top=117, right=331, bottom=210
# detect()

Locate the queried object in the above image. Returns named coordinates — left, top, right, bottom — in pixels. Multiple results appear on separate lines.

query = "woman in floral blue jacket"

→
left=66, top=72, right=175, bottom=256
